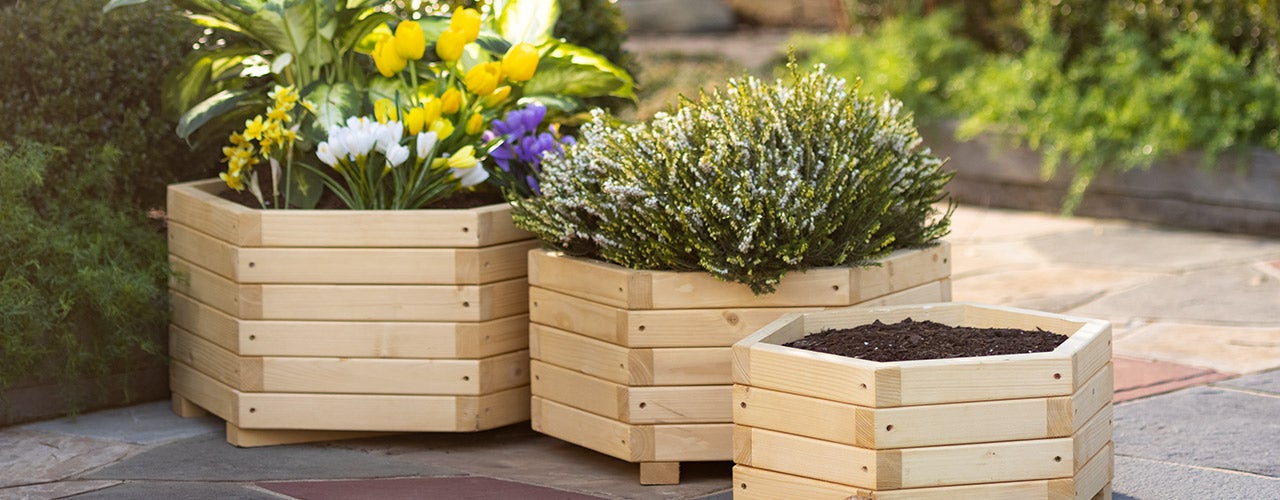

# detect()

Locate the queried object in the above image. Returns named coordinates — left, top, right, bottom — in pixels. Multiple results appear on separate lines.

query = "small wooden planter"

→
left=732, top=302, right=1114, bottom=499
left=527, top=246, right=952, bottom=484
left=165, top=179, right=536, bottom=447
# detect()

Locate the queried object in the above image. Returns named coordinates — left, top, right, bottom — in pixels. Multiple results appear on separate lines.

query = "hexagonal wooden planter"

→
left=731, top=302, right=1114, bottom=499
left=526, top=246, right=952, bottom=484
left=165, top=179, right=537, bottom=447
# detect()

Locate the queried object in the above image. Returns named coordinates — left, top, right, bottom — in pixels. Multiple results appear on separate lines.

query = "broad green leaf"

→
left=185, top=14, right=245, bottom=34
left=177, top=89, right=255, bottom=140
left=366, top=76, right=414, bottom=106
left=338, top=11, right=397, bottom=54
left=475, top=33, right=512, bottom=56
left=162, top=46, right=258, bottom=118
left=497, top=0, right=559, bottom=46
left=284, top=164, right=325, bottom=209
left=524, top=44, right=636, bottom=100
left=306, top=82, right=362, bottom=132
left=103, top=0, right=151, bottom=13
left=518, top=95, right=580, bottom=113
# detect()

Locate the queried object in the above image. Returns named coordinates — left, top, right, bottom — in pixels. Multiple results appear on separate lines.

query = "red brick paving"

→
left=1113, top=356, right=1234, bottom=403
left=259, top=477, right=605, bottom=500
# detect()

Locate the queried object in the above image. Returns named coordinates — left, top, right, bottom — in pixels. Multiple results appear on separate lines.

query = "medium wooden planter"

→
left=165, top=179, right=537, bottom=447
left=526, top=246, right=952, bottom=484
left=732, top=302, right=1114, bottom=499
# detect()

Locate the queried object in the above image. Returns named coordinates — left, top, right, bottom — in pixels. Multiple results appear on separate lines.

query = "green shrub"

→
left=0, top=0, right=211, bottom=208
left=510, top=65, right=953, bottom=294
left=0, top=142, right=168, bottom=405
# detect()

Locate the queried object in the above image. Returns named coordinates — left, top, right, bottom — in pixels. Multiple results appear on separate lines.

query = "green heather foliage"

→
left=511, top=66, right=953, bottom=294
left=0, top=0, right=212, bottom=208
left=0, top=142, right=168, bottom=402
left=809, top=2, right=1280, bottom=213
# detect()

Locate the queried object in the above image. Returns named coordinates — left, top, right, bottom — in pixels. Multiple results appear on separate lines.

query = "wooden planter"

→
left=165, top=179, right=537, bottom=447
left=732, top=302, right=1114, bottom=499
left=526, top=246, right=952, bottom=484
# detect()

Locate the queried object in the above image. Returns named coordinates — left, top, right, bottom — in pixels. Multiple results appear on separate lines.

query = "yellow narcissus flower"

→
left=267, top=105, right=290, bottom=123
left=373, top=34, right=407, bottom=77
left=502, top=43, right=539, bottom=82
left=374, top=98, right=398, bottom=124
left=229, top=132, right=250, bottom=147
left=440, top=88, right=462, bottom=114
left=450, top=7, right=481, bottom=42
left=465, top=112, right=484, bottom=135
left=435, top=28, right=466, bottom=62
left=464, top=62, right=502, bottom=97
left=430, top=118, right=455, bottom=138
left=220, top=171, right=244, bottom=191
left=393, top=21, right=426, bottom=60
left=483, top=86, right=512, bottom=107
left=243, top=116, right=266, bottom=141
left=405, top=106, right=426, bottom=135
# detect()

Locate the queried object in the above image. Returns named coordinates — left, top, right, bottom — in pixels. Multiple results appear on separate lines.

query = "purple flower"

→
left=485, top=103, right=572, bottom=197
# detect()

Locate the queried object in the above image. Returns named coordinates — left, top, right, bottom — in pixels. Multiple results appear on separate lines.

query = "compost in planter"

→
left=783, top=318, right=1067, bottom=362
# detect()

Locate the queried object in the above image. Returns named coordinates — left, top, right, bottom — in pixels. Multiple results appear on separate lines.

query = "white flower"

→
left=342, top=125, right=376, bottom=160
left=385, top=144, right=410, bottom=167
left=376, top=121, right=404, bottom=153
left=316, top=141, right=338, bottom=167
left=416, top=131, right=437, bottom=160
left=452, top=165, right=489, bottom=187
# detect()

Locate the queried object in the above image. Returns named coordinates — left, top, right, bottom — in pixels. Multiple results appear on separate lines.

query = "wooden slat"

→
left=739, top=426, right=1075, bottom=490
left=1049, top=363, right=1114, bottom=436
left=236, top=387, right=528, bottom=431
left=464, top=239, right=540, bottom=284
left=736, top=340, right=884, bottom=408
left=1067, top=321, right=1113, bottom=393
left=170, top=291, right=240, bottom=353
left=170, top=324, right=262, bottom=391
left=531, top=396, right=637, bottom=461
left=221, top=238, right=538, bottom=285
left=530, top=324, right=631, bottom=385
left=893, top=353, right=1073, bottom=406
left=639, top=462, right=680, bottom=485
left=254, top=278, right=527, bottom=321
left=527, top=245, right=950, bottom=311
left=531, top=361, right=730, bottom=424
left=225, top=424, right=394, bottom=448
left=733, top=466, right=1057, bottom=500
left=257, top=350, right=527, bottom=396
left=171, top=393, right=208, bottom=418
left=170, top=359, right=239, bottom=424
left=458, top=385, right=532, bottom=431
left=168, top=221, right=239, bottom=279
left=532, top=360, right=625, bottom=420
left=170, top=256, right=262, bottom=319
left=650, top=422, right=733, bottom=461
left=167, top=180, right=260, bottom=246
left=734, top=385, right=1072, bottom=449
left=1073, top=405, right=1113, bottom=473
left=531, top=324, right=730, bottom=386
left=237, top=314, right=528, bottom=359
left=624, top=306, right=820, bottom=348
left=530, top=287, right=630, bottom=345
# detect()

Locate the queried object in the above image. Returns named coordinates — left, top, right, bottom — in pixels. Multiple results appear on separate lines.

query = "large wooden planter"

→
left=732, top=302, right=1114, bottom=499
left=165, top=179, right=537, bottom=447
left=526, top=246, right=952, bottom=484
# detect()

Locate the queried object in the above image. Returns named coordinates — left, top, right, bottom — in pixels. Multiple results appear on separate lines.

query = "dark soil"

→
left=783, top=318, right=1068, bottom=362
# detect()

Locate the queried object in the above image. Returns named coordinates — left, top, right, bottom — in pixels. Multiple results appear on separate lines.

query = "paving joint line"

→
left=1207, top=385, right=1280, bottom=400
left=1115, top=453, right=1280, bottom=480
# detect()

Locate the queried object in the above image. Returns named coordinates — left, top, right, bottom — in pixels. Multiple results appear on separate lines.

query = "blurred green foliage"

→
left=807, top=1, right=1280, bottom=213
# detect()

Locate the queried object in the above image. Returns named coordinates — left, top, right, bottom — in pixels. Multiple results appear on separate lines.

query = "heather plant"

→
left=510, top=64, right=953, bottom=294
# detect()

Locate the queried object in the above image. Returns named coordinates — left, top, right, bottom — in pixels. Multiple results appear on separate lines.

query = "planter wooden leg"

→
left=640, top=462, right=680, bottom=485
left=1092, top=483, right=1113, bottom=500
left=225, top=422, right=397, bottom=448
left=171, top=393, right=207, bottom=418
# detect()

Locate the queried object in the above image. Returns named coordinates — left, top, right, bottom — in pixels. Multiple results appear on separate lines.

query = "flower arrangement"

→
left=105, top=0, right=635, bottom=210
left=484, top=103, right=575, bottom=198
left=510, top=63, right=955, bottom=294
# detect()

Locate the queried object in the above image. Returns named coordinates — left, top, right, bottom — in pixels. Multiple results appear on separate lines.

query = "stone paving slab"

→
left=259, top=477, right=605, bottom=500
left=327, top=424, right=732, bottom=500
left=1073, top=265, right=1280, bottom=325
left=946, top=206, right=1108, bottom=243
left=1114, top=386, right=1280, bottom=477
left=1115, top=323, right=1280, bottom=373
left=1114, top=455, right=1280, bottom=500
left=68, top=481, right=284, bottom=499
left=1027, top=226, right=1280, bottom=272
left=948, top=240, right=1047, bottom=278
left=20, top=400, right=221, bottom=445
left=84, top=433, right=453, bottom=482
left=0, top=480, right=120, bottom=500
left=0, top=429, right=137, bottom=489
left=1216, top=369, right=1280, bottom=395
left=951, top=266, right=1160, bottom=313
left=1112, top=357, right=1234, bottom=403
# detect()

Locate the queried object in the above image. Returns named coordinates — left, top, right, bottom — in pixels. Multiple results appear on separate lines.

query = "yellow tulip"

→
left=440, top=88, right=462, bottom=114
left=483, top=85, right=512, bottom=107
left=422, top=97, right=443, bottom=125
left=373, top=34, right=407, bottom=77
left=430, top=118, right=455, bottom=138
left=374, top=98, right=398, bottom=124
left=405, top=106, right=426, bottom=135
left=464, top=62, right=502, bottom=97
left=465, top=112, right=485, bottom=135
left=435, top=28, right=466, bottom=62
left=394, top=21, right=426, bottom=60
left=450, top=7, right=481, bottom=43
left=502, top=43, right=539, bottom=83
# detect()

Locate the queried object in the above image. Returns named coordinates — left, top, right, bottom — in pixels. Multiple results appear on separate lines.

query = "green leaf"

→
left=518, top=95, right=580, bottom=113
left=102, top=0, right=151, bottom=13
left=523, top=43, right=636, bottom=100
left=306, top=82, right=362, bottom=132
left=284, top=164, right=325, bottom=209
left=475, top=33, right=513, bottom=56
left=176, top=89, right=255, bottom=140
left=497, top=0, right=559, bottom=46
left=337, top=11, right=397, bottom=54
left=162, top=46, right=259, bottom=119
